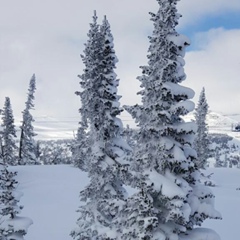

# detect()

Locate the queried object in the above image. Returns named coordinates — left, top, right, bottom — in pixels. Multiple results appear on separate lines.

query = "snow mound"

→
left=180, top=228, right=221, bottom=240
left=0, top=216, right=33, bottom=240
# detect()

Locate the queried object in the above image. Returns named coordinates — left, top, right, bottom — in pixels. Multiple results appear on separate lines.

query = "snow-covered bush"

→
left=208, top=133, right=239, bottom=168
left=39, top=139, right=73, bottom=165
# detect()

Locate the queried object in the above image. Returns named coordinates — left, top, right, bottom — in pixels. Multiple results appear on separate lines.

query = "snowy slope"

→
left=203, top=168, right=240, bottom=240
left=11, top=165, right=240, bottom=240
left=12, top=165, right=88, bottom=240
left=185, top=111, right=240, bottom=141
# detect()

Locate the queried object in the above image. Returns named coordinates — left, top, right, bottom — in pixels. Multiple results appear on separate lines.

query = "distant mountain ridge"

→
left=186, top=111, right=240, bottom=134
left=14, top=111, right=239, bottom=140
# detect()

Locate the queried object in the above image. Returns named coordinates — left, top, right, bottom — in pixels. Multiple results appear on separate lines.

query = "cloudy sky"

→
left=1, top=0, right=240, bottom=137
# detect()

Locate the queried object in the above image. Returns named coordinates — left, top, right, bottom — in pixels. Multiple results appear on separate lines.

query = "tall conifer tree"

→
left=71, top=13, right=131, bottom=239
left=72, top=11, right=101, bottom=171
left=1, top=97, right=18, bottom=166
left=121, top=0, right=221, bottom=239
left=19, top=74, right=38, bottom=165
left=194, top=87, right=210, bottom=169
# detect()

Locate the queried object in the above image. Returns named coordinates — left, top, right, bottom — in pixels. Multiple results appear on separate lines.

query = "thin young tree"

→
left=19, top=74, right=38, bottom=165
left=71, top=126, right=89, bottom=171
left=0, top=158, right=32, bottom=239
left=1, top=97, right=18, bottom=166
left=121, top=0, right=221, bottom=239
left=194, top=87, right=210, bottom=169
left=71, top=13, right=131, bottom=239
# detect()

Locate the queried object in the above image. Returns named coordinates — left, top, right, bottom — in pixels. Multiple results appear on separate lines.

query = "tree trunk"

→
left=18, top=126, right=24, bottom=165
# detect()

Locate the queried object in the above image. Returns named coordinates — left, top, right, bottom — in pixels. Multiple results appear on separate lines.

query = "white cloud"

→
left=0, top=0, right=157, bottom=122
left=185, top=28, right=240, bottom=114
left=178, top=0, right=240, bottom=26
left=1, top=0, right=240, bottom=134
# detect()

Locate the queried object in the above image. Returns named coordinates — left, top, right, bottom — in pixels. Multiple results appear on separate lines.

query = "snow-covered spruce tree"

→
left=19, top=74, right=38, bottom=165
left=214, top=147, right=226, bottom=168
left=71, top=11, right=101, bottom=172
left=71, top=14, right=131, bottom=239
left=1, top=97, right=18, bottom=166
left=0, top=158, right=32, bottom=239
left=122, top=1, right=221, bottom=239
left=194, top=87, right=210, bottom=169
left=122, top=124, right=137, bottom=150
left=71, top=126, right=89, bottom=171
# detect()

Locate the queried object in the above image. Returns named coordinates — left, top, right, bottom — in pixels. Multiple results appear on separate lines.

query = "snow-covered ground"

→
left=12, top=165, right=88, bottom=240
left=203, top=168, right=240, bottom=240
left=11, top=165, right=240, bottom=240
left=6, top=111, right=239, bottom=240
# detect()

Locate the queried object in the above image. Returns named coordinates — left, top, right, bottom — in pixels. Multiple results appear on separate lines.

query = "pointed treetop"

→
left=198, top=87, right=208, bottom=108
left=4, top=96, right=11, bottom=107
left=200, top=87, right=206, bottom=97
left=25, top=74, right=36, bottom=111
left=103, top=15, right=108, bottom=24
left=101, top=14, right=110, bottom=31
left=93, top=10, right=97, bottom=23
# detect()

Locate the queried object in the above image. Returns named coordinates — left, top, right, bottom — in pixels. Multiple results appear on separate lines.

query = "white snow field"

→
left=11, top=165, right=88, bottom=240
left=11, top=165, right=240, bottom=240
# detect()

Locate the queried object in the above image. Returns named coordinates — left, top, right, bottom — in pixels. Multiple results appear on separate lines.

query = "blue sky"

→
left=181, top=11, right=240, bottom=50
left=0, top=0, right=240, bottom=133
left=197, top=12, right=240, bottom=31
